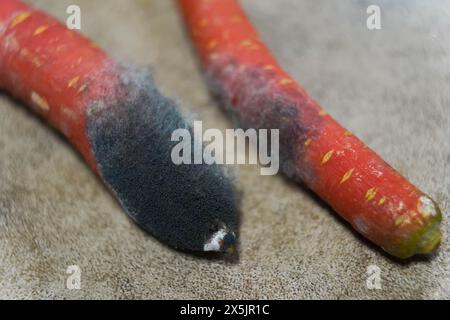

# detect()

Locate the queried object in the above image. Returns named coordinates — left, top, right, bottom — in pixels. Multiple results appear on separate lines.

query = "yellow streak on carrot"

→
left=340, top=168, right=354, bottom=184
left=280, top=78, right=293, bottom=86
left=67, top=76, right=80, bottom=88
left=77, top=83, right=89, bottom=94
left=321, top=150, right=334, bottom=165
left=240, top=39, right=253, bottom=47
left=207, top=39, right=218, bottom=50
left=319, top=110, right=328, bottom=116
left=344, top=130, right=353, bottom=136
left=239, top=39, right=259, bottom=51
left=33, top=25, right=49, bottom=36
left=231, top=15, right=243, bottom=23
left=31, top=91, right=50, bottom=112
left=365, top=187, right=378, bottom=202
left=11, top=12, right=31, bottom=28
left=263, top=64, right=275, bottom=70
left=378, top=196, right=386, bottom=206
left=199, top=18, right=208, bottom=28
left=304, top=138, right=312, bottom=147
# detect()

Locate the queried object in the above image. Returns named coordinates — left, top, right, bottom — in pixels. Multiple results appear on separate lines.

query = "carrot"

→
left=0, top=0, right=237, bottom=252
left=178, top=0, right=442, bottom=258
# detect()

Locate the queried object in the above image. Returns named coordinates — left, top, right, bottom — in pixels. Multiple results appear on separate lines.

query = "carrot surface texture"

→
left=0, top=0, right=238, bottom=252
left=178, top=0, right=443, bottom=258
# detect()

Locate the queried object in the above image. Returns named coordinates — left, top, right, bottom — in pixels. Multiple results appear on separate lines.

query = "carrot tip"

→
left=387, top=196, right=442, bottom=259
left=415, top=197, right=443, bottom=255
left=415, top=222, right=442, bottom=254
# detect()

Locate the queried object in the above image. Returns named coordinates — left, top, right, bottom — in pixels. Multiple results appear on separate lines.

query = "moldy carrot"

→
left=178, top=0, right=442, bottom=258
left=0, top=0, right=237, bottom=252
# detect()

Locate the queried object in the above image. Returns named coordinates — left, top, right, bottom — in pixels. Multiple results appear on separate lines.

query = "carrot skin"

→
left=178, top=0, right=442, bottom=258
left=0, top=0, right=239, bottom=252
left=0, top=0, right=117, bottom=171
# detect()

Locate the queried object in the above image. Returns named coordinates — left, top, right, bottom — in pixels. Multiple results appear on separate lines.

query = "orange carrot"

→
left=0, top=0, right=238, bottom=252
left=178, top=0, right=442, bottom=258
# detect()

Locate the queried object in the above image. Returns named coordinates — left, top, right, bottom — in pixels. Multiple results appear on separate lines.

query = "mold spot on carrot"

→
left=205, top=57, right=321, bottom=181
left=86, top=65, right=237, bottom=251
left=418, top=195, right=440, bottom=218
left=204, top=227, right=234, bottom=252
left=2, top=33, right=19, bottom=52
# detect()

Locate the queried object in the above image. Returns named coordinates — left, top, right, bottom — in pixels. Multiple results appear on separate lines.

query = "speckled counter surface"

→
left=0, top=0, right=449, bottom=299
